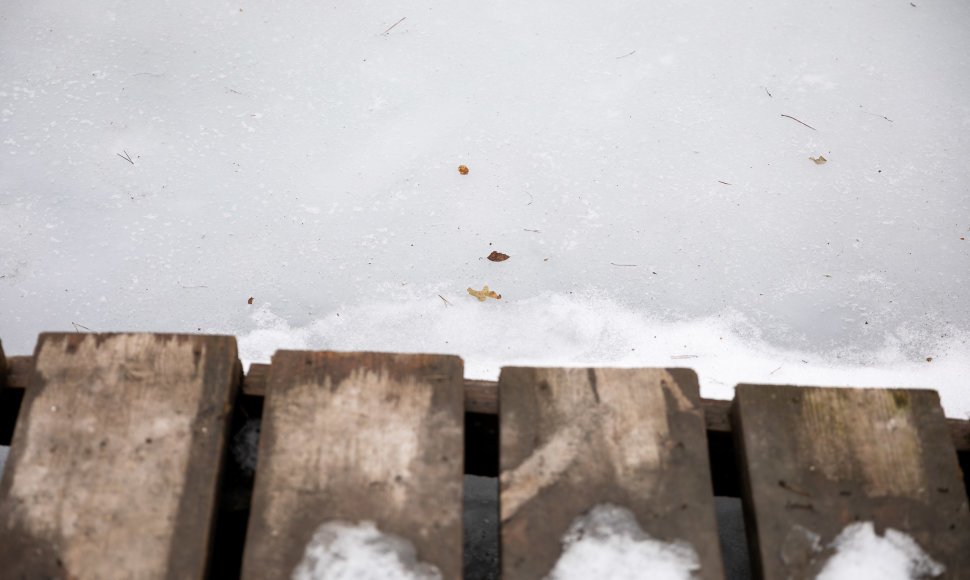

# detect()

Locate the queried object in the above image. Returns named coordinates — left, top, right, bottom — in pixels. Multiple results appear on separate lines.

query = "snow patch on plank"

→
left=545, top=504, right=700, bottom=580
left=292, top=520, right=442, bottom=580
left=818, top=522, right=944, bottom=580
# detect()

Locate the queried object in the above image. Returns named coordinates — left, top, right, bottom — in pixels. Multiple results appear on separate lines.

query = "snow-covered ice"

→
left=291, top=520, right=442, bottom=580
left=1, top=0, right=968, bottom=417
left=544, top=503, right=701, bottom=580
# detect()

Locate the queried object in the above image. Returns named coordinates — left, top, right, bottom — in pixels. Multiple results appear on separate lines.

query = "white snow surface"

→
left=292, top=520, right=442, bottom=580
left=1, top=1, right=969, bottom=415
left=545, top=504, right=700, bottom=580
left=817, top=522, right=944, bottom=580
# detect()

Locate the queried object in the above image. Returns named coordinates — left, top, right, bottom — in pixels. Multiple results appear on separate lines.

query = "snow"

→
left=1, top=0, right=968, bottom=417
left=291, top=520, right=442, bottom=580
left=817, top=522, right=945, bottom=580
left=544, top=503, right=700, bottom=580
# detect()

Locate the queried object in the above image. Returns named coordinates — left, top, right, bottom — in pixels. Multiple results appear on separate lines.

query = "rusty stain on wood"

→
left=240, top=351, right=464, bottom=580
left=499, top=367, right=723, bottom=580
left=0, top=333, right=238, bottom=580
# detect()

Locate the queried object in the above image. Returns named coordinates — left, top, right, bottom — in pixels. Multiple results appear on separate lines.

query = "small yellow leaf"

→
left=810, top=155, right=827, bottom=165
left=467, top=285, right=502, bottom=301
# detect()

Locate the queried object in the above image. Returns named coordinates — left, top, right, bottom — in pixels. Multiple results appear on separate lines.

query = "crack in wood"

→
left=586, top=368, right=600, bottom=404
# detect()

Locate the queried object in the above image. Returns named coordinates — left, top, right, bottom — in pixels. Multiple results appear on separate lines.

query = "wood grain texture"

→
left=240, top=350, right=465, bottom=580
left=499, top=367, right=723, bottom=580
left=0, top=333, right=239, bottom=580
left=733, top=384, right=970, bottom=579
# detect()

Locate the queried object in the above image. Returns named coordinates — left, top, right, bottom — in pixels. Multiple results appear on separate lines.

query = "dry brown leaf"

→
left=247, top=297, right=254, bottom=304
left=487, top=251, right=509, bottom=262
left=458, top=165, right=469, bottom=175
left=810, top=155, right=827, bottom=165
left=467, top=285, right=501, bottom=302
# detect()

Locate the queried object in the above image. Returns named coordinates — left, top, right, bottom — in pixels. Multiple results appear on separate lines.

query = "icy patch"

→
left=545, top=504, right=700, bottom=580
left=231, top=418, right=260, bottom=476
left=818, top=522, right=944, bottom=580
left=463, top=475, right=499, bottom=580
left=292, top=520, right=442, bottom=580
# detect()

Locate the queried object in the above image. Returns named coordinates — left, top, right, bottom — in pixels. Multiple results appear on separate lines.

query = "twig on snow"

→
left=862, top=110, right=893, bottom=123
left=117, top=150, right=134, bottom=164
left=781, top=114, right=816, bottom=131
left=177, top=278, right=208, bottom=289
left=382, top=17, right=406, bottom=35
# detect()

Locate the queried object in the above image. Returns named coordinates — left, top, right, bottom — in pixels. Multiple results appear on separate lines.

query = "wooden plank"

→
left=11, top=355, right=970, bottom=453
left=0, top=338, right=7, bottom=391
left=733, top=384, right=970, bottom=579
left=240, top=350, right=465, bottom=580
left=499, top=367, right=724, bottom=579
left=464, top=378, right=498, bottom=415
left=242, top=362, right=270, bottom=397
left=5, top=355, right=32, bottom=390
left=0, top=332, right=239, bottom=579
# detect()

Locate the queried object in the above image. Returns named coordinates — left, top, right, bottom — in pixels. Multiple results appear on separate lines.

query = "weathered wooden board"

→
left=240, top=351, right=465, bottom=580
left=0, top=338, right=7, bottom=391
left=0, top=332, right=239, bottom=579
left=733, top=384, right=970, bottom=579
left=500, top=367, right=724, bottom=579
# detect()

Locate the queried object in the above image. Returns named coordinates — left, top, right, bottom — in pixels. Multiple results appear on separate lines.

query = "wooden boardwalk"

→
left=0, top=333, right=968, bottom=579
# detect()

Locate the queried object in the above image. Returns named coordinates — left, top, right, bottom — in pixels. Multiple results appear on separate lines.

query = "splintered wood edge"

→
left=3, top=356, right=969, bottom=451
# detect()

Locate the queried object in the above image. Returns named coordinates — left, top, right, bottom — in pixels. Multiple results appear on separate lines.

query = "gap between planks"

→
left=3, top=356, right=969, bottom=452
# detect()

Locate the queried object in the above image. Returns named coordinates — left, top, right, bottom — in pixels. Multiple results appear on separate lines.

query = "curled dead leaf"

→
left=810, top=155, right=827, bottom=165
left=458, top=165, right=469, bottom=175
left=467, top=285, right=501, bottom=302
left=487, top=251, right=509, bottom=262
left=247, top=297, right=254, bottom=304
